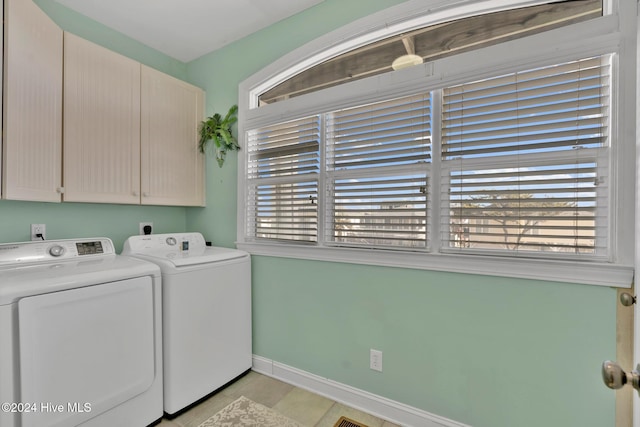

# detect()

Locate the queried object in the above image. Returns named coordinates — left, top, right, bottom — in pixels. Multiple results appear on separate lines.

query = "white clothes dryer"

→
left=122, top=232, right=251, bottom=415
left=0, top=237, right=163, bottom=427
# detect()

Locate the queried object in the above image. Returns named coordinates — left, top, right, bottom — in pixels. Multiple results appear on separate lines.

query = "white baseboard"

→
left=252, top=355, right=471, bottom=427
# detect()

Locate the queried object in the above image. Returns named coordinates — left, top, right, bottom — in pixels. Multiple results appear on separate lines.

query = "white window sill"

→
left=236, top=241, right=633, bottom=288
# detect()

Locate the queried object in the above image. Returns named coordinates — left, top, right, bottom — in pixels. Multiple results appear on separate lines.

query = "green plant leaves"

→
left=199, top=104, right=239, bottom=167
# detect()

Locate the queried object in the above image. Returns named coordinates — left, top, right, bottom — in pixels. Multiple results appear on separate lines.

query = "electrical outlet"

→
left=370, top=349, right=383, bottom=372
left=139, top=222, right=153, bottom=235
left=31, top=224, right=46, bottom=241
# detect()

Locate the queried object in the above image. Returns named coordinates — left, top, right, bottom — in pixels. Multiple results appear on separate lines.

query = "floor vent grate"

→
left=333, top=416, right=369, bottom=427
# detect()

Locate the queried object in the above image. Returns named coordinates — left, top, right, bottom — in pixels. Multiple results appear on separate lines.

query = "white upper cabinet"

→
left=141, top=65, right=205, bottom=206
left=63, top=32, right=142, bottom=204
left=1, top=7, right=205, bottom=206
left=2, top=0, right=63, bottom=202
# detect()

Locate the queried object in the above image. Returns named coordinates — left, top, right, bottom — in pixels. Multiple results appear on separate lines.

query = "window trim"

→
left=236, top=240, right=632, bottom=288
left=237, top=0, right=634, bottom=288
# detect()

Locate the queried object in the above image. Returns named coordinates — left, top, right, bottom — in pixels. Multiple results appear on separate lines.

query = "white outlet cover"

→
left=31, top=224, right=46, bottom=241
left=370, top=349, right=383, bottom=372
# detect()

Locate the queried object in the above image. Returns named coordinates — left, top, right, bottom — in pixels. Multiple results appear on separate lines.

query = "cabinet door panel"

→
left=63, top=33, right=141, bottom=204
left=141, top=65, right=205, bottom=206
left=2, top=0, right=62, bottom=202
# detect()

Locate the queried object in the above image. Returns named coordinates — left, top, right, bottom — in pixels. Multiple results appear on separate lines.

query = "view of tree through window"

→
left=442, top=56, right=609, bottom=255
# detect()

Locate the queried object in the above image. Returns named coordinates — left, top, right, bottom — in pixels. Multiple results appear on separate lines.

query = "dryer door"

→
left=18, top=276, right=155, bottom=427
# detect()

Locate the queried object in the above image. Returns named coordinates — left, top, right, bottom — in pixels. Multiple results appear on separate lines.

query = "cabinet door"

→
left=141, top=65, right=205, bottom=206
left=63, top=33, right=141, bottom=204
left=2, top=0, right=63, bottom=202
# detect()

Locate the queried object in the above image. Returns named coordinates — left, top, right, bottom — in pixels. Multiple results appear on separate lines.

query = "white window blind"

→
left=441, top=55, right=610, bottom=256
left=326, top=94, right=431, bottom=249
left=246, top=116, right=320, bottom=242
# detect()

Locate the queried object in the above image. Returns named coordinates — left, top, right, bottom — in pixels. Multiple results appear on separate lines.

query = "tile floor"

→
left=157, top=370, right=400, bottom=427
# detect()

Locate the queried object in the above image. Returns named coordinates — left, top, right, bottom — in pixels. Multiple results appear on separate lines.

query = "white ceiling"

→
left=54, top=0, right=325, bottom=63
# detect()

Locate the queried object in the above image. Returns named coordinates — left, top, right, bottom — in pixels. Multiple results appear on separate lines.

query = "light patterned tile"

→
left=157, top=418, right=181, bottom=427
left=314, top=402, right=384, bottom=427
left=171, top=393, right=235, bottom=427
left=217, top=371, right=263, bottom=398
left=273, top=387, right=334, bottom=426
left=162, top=371, right=404, bottom=427
left=224, top=372, right=295, bottom=408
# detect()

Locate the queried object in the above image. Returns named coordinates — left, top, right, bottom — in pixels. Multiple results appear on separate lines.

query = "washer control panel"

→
left=122, top=232, right=206, bottom=255
left=0, top=238, right=114, bottom=264
left=75, top=240, right=104, bottom=255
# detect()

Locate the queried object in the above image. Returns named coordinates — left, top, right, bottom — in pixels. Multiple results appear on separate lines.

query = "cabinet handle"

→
left=56, top=187, right=65, bottom=194
left=132, top=191, right=139, bottom=196
left=143, top=192, right=149, bottom=197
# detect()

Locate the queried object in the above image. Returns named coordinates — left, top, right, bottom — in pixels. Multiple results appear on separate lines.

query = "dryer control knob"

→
left=49, top=245, right=65, bottom=257
left=166, top=237, right=177, bottom=246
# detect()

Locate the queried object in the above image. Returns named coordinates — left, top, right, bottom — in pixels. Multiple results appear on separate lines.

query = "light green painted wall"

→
left=0, top=2, right=190, bottom=250
left=0, top=201, right=186, bottom=251
left=185, top=1, right=619, bottom=426
left=252, top=256, right=616, bottom=427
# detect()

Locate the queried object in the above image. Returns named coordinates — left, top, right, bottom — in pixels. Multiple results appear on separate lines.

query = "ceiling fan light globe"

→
left=392, top=54, right=424, bottom=70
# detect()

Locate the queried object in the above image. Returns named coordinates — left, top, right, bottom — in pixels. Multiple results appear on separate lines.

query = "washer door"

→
left=18, top=276, right=155, bottom=427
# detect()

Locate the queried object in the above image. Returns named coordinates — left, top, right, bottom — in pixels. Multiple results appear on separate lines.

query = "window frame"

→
left=237, top=0, right=634, bottom=288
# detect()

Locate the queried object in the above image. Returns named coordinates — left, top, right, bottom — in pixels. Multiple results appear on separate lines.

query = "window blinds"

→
left=326, top=94, right=431, bottom=249
left=244, top=55, right=612, bottom=260
left=246, top=116, right=320, bottom=242
left=327, top=94, right=432, bottom=170
left=441, top=56, right=610, bottom=255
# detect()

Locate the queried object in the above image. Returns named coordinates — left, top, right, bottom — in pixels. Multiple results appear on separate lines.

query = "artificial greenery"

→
left=198, top=104, right=239, bottom=167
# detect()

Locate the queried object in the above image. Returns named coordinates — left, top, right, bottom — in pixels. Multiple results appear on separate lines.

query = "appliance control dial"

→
left=166, top=237, right=177, bottom=246
left=48, top=245, right=65, bottom=257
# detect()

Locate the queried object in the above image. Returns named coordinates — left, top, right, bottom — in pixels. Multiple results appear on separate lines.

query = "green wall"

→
left=0, top=201, right=186, bottom=251
left=253, top=257, right=616, bottom=427
left=0, top=1, right=190, bottom=250
left=184, top=1, right=619, bottom=426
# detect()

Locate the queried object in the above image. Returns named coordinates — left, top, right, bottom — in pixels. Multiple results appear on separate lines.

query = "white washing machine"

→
left=0, top=237, right=163, bottom=427
left=122, top=232, right=251, bottom=415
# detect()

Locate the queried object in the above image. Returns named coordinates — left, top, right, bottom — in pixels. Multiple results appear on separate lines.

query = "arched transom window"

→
left=258, top=0, right=601, bottom=105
